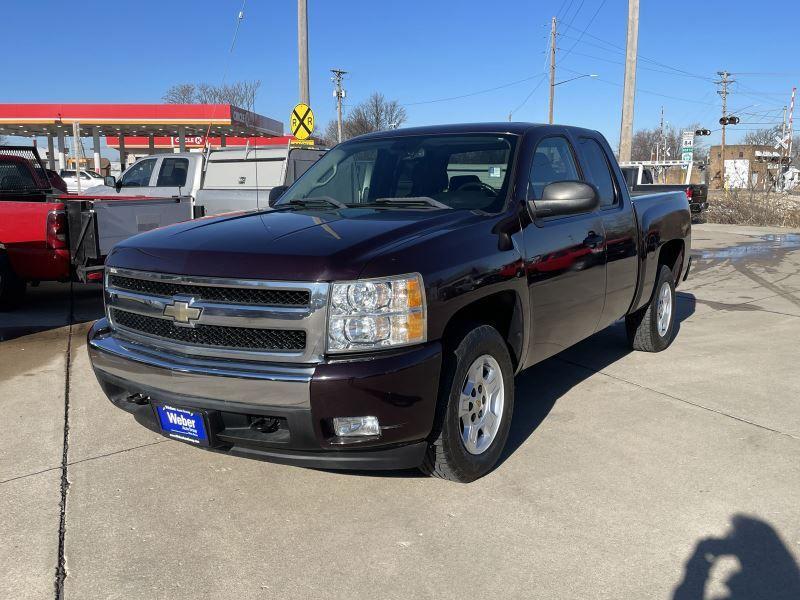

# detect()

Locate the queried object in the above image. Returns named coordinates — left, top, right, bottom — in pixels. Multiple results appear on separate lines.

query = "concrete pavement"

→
left=1, top=224, right=799, bottom=599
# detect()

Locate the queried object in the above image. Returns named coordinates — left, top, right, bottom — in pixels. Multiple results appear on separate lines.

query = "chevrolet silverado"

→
left=88, top=123, right=691, bottom=482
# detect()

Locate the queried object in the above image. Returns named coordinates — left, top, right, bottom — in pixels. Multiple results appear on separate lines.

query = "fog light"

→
left=332, top=416, right=380, bottom=437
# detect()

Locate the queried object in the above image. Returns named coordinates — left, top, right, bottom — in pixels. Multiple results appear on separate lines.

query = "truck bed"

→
left=63, top=194, right=193, bottom=281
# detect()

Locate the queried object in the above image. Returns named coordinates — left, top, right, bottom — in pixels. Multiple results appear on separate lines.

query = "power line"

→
left=560, top=66, right=717, bottom=106
left=402, top=73, right=546, bottom=107
left=556, top=0, right=576, bottom=21
left=560, top=22, right=715, bottom=81
left=559, top=0, right=609, bottom=62
left=509, top=77, right=548, bottom=119
left=562, top=0, right=587, bottom=32
left=557, top=33, right=713, bottom=81
left=557, top=47, right=716, bottom=81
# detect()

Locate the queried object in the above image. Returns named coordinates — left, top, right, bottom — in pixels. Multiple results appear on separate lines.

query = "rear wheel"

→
left=0, top=253, right=26, bottom=311
left=626, top=265, right=675, bottom=352
left=420, top=325, right=514, bottom=483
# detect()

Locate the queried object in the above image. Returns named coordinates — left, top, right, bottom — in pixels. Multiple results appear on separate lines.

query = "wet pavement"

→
left=1, top=223, right=799, bottom=600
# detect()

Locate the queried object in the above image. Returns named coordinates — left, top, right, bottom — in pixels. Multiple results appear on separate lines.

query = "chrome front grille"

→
left=108, top=274, right=310, bottom=306
left=105, top=267, right=329, bottom=363
left=110, top=309, right=307, bottom=351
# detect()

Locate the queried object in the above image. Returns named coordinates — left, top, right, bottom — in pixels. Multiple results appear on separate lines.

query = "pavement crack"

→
left=54, top=283, right=73, bottom=600
left=555, top=356, right=800, bottom=441
left=0, top=439, right=170, bottom=486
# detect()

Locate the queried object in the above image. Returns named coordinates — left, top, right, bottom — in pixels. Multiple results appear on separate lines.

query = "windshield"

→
left=277, top=133, right=517, bottom=213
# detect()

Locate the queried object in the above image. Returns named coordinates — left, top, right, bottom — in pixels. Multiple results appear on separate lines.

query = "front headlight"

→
left=327, top=273, right=427, bottom=353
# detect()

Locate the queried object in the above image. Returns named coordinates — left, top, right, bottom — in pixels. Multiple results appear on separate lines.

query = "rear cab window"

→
left=156, top=158, right=189, bottom=187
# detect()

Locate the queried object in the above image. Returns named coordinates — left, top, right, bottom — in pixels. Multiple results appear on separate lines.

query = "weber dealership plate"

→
left=155, top=404, right=209, bottom=446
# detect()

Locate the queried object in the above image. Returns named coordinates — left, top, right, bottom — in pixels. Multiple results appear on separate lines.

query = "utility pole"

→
left=548, top=16, right=557, bottom=125
left=789, top=87, right=796, bottom=173
left=331, top=68, right=347, bottom=143
left=618, top=0, right=640, bottom=162
left=716, top=70, right=733, bottom=189
left=297, top=0, right=310, bottom=105
left=779, top=105, right=788, bottom=191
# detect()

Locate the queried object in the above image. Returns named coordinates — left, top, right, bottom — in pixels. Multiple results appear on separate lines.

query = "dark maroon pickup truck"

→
left=88, top=123, right=691, bottom=482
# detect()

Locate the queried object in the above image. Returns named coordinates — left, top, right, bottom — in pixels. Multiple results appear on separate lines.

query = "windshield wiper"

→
left=371, top=196, right=451, bottom=209
left=282, top=196, right=348, bottom=209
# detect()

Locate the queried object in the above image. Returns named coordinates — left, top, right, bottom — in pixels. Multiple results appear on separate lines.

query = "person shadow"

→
left=673, top=514, right=800, bottom=600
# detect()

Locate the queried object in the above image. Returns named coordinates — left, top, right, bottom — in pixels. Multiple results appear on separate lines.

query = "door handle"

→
left=583, top=231, right=605, bottom=249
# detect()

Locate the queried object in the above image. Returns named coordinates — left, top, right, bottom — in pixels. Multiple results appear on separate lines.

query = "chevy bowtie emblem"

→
left=163, top=300, right=201, bottom=326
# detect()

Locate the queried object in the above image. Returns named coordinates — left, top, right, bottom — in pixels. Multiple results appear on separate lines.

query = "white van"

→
left=195, top=146, right=326, bottom=216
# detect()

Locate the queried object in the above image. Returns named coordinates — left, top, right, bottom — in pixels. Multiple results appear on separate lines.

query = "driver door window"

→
left=528, top=137, right=580, bottom=200
left=120, top=159, right=156, bottom=187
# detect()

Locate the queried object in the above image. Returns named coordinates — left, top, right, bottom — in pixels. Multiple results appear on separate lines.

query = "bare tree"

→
left=163, top=80, right=261, bottom=111
left=743, top=125, right=783, bottom=147
left=631, top=123, right=708, bottom=163
left=318, top=120, right=340, bottom=147
left=315, top=93, right=408, bottom=145
left=343, top=92, right=407, bottom=139
left=162, top=83, right=197, bottom=104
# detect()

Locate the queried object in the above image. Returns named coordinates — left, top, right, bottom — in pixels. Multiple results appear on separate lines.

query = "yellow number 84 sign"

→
left=290, top=103, right=314, bottom=140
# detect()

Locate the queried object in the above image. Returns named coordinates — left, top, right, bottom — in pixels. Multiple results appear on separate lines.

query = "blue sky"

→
left=2, top=0, right=798, bottom=154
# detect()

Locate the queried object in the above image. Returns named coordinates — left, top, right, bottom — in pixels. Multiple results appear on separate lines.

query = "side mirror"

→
left=104, top=175, right=116, bottom=187
left=268, top=185, right=288, bottom=207
left=529, top=181, right=599, bottom=218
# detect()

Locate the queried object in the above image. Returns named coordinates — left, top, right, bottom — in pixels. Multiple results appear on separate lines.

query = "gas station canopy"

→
left=0, top=103, right=286, bottom=172
left=0, top=103, right=284, bottom=138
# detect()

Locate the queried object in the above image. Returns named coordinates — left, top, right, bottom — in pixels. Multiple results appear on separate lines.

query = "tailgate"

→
left=63, top=194, right=193, bottom=266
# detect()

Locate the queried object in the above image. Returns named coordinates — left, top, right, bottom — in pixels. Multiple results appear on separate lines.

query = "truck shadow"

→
left=672, top=514, right=800, bottom=600
left=498, top=291, right=696, bottom=469
left=345, top=292, right=696, bottom=479
left=0, top=282, right=103, bottom=342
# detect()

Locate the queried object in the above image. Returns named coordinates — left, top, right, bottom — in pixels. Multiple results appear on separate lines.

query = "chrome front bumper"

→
left=88, top=319, right=313, bottom=408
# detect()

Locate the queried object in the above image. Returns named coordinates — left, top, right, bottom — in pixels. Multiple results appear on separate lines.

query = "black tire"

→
left=0, top=252, right=26, bottom=311
left=626, top=265, right=676, bottom=352
left=420, top=325, right=514, bottom=483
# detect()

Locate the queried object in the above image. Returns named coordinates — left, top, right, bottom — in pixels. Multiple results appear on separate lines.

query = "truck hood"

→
left=107, top=207, right=482, bottom=281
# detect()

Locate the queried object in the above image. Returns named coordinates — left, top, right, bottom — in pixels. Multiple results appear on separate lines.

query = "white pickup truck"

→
left=85, top=152, right=204, bottom=202
left=85, top=146, right=326, bottom=217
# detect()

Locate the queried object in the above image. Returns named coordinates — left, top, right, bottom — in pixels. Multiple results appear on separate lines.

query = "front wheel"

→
left=420, top=325, right=514, bottom=483
left=626, top=264, right=676, bottom=352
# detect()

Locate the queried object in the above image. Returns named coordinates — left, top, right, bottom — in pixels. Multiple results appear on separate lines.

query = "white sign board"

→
left=681, top=131, right=695, bottom=164
left=724, top=159, right=750, bottom=189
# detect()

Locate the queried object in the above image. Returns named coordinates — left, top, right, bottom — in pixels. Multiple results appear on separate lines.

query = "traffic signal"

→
left=719, top=116, right=740, bottom=125
left=695, top=129, right=711, bottom=136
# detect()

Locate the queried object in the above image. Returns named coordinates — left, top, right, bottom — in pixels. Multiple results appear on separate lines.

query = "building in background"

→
left=709, top=144, right=789, bottom=190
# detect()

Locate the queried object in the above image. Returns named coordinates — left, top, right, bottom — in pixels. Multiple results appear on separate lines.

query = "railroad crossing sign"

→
left=290, top=103, right=314, bottom=140
left=775, top=133, right=791, bottom=150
